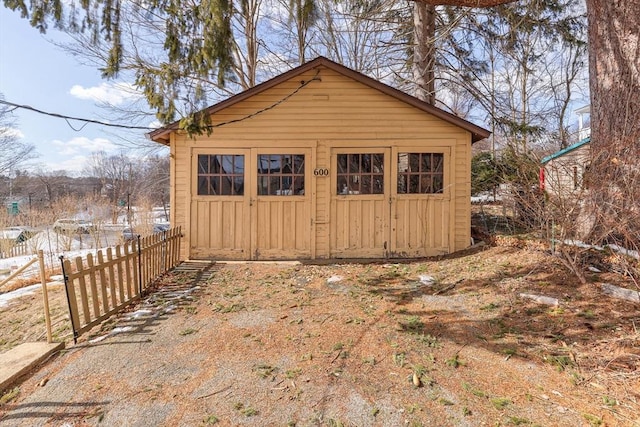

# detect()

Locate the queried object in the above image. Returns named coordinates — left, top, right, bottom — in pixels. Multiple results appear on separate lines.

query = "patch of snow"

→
left=88, top=325, right=136, bottom=343
left=163, top=305, right=177, bottom=313
left=471, top=192, right=502, bottom=203
left=0, top=283, right=41, bottom=307
left=111, top=326, right=134, bottom=334
left=607, top=244, right=639, bottom=260
left=519, top=293, right=559, bottom=306
left=560, top=240, right=639, bottom=260
left=127, top=309, right=154, bottom=319
left=418, top=275, right=435, bottom=285
left=560, top=239, right=604, bottom=250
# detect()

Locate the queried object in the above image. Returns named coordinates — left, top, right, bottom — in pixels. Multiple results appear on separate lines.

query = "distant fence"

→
left=60, top=227, right=182, bottom=342
left=0, top=241, right=30, bottom=259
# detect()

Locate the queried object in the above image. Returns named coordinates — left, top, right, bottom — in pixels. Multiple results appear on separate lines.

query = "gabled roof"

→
left=541, top=137, right=591, bottom=164
left=147, top=56, right=491, bottom=145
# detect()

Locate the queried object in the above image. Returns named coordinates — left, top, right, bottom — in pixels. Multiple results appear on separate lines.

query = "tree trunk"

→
left=412, top=2, right=436, bottom=104
left=584, top=0, right=640, bottom=245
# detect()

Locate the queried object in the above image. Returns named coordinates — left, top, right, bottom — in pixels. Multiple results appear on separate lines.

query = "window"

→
left=197, top=154, right=245, bottom=195
left=257, top=154, right=305, bottom=195
left=397, top=153, right=444, bottom=194
left=336, top=153, right=384, bottom=195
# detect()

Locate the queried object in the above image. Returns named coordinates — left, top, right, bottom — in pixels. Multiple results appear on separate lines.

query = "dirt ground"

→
left=0, top=241, right=639, bottom=426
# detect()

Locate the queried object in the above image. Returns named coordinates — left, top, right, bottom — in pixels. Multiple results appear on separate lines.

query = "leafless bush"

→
left=509, top=139, right=640, bottom=285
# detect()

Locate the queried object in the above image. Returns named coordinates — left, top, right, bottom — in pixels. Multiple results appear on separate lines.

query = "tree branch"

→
left=413, top=0, right=516, bottom=7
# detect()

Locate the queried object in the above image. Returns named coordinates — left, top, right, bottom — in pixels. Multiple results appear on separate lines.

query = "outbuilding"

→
left=541, top=137, right=591, bottom=197
left=149, top=57, right=489, bottom=260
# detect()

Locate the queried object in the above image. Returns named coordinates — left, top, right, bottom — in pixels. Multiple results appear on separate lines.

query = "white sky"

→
left=0, top=8, right=158, bottom=174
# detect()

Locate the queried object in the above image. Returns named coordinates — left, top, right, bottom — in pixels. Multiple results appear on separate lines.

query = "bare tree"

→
left=84, top=151, right=140, bottom=224
left=0, top=95, right=36, bottom=176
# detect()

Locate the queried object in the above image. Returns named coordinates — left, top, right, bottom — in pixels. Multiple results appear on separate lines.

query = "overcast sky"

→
left=0, top=7, right=163, bottom=175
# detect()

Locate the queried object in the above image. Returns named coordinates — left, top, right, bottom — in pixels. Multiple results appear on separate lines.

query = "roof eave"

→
left=541, top=137, right=591, bottom=164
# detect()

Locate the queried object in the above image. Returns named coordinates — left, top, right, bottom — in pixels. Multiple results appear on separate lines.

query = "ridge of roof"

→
left=147, top=56, right=491, bottom=144
left=541, top=137, right=591, bottom=164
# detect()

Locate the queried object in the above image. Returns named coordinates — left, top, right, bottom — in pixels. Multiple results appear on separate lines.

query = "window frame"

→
left=396, top=151, right=446, bottom=195
left=192, top=149, right=249, bottom=198
left=335, top=152, right=385, bottom=196
left=256, top=153, right=306, bottom=196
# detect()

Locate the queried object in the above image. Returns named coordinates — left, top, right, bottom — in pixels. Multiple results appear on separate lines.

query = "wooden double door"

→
left=329, top=146, right=451, bottom=258
left=189, top=148, right=312, bottom=260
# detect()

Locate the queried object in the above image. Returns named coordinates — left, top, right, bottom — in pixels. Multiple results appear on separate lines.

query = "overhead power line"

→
left=0, top=99, right=156, bottom=131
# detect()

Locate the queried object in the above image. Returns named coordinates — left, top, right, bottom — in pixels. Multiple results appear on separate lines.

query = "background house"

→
left=149, top=57, right=489, bottom=260
left=541, top=137, right=591, bottom=196
left=542, top=105, right=591, bottom=197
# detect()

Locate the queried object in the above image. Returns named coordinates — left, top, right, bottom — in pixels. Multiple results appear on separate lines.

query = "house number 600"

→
left=313, top=168, right=329, bottom=176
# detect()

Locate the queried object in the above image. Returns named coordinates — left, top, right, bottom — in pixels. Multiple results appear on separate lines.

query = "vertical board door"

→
left=190, top=149, right=251, bottom=259
left=390, top=147, right=451, bottom=257
left=250, top=149, right=312, bottom=259
left=330, top=148, right=391, bottom=258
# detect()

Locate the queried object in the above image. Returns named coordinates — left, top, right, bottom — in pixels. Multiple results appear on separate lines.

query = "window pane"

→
left=373, top=174, right=384, bottom=194
left=337, top=176, right=347, bottom=194
left=293, top=155, right=305, bottom=173
left=198, top=156, right=208, bottom=174
left=258, top=176, right=268, bottom=195
left=421, top=176, right=432, bottom=193
left=409, top=175, right=419, bottom=193
left=433, top=175, right=443, bottom=193
left=373, top=154, right=384, bottom=172
left=409, top=154, right=420, bottom=172
left=361, top=175, right=370, bottom=193
left=361, top=154, right=371, bottom=173
left=349, top=155, right=360, bottom=173
left=268, top=176, right=279, bottom=194
left=198, top=176, right=208, bottom=195
left=398, top=153, right=408, bottom=173
left=434, top=154, right=444, bottom=172
left=337, top=154, right=348, bottom=174
left=398, top=175, right=407, bottom=194
left=421, top=154, right=431, bottom=172
left=293, top=176, right=305, bottom=195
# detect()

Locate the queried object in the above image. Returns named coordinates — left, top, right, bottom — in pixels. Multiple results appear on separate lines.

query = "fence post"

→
left=137, top=235, right=143, bottom=297
left=161, top=230, right=167, bottom=274
left=38, top=250, right=53, bottom=343
left=59, top=255, right=78, bottom=344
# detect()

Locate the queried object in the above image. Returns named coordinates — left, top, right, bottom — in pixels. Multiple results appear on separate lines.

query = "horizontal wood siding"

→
left=176, top=70, right=464, bottom=144
left=453, top=135, right=471, bottom=251
left=171, top=134, right=190, bottom=260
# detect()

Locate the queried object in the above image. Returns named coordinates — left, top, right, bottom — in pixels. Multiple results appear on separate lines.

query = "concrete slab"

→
left=0, top=342, right=65, bottom=393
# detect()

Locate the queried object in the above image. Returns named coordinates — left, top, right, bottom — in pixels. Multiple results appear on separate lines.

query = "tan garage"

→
left=149, top=57, right=489, bottom=260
